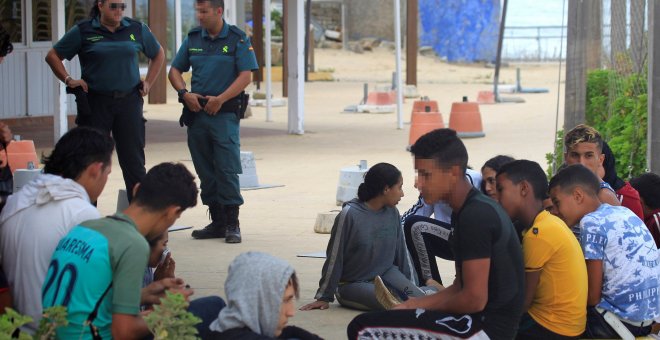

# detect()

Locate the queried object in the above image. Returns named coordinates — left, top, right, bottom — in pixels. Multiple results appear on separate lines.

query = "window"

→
left=32, top=0, right=51, bottom=41
left=65, top=0, right=95, bottom=30
left=0, top=0, right=23, bottom=43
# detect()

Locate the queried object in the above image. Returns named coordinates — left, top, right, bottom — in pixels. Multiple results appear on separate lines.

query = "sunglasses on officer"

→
left=108, top=2, right=126, bottom=10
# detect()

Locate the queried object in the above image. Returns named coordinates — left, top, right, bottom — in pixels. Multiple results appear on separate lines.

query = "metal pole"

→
left=394, top=0, right=403, bottom=129
left=648, top=0, right=660, bottom=172
left=493, top=0, right=508, bottom=102
left=265, top=0, right=273, bottom=122
left=304, top=0, right=311, bottom=81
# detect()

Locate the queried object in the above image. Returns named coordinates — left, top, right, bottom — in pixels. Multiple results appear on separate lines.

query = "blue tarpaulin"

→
left=420, top=0, right=501, bottom=63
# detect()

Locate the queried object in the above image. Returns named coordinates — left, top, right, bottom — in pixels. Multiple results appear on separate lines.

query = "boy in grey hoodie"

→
left=209, top=252, right=321, bottom=340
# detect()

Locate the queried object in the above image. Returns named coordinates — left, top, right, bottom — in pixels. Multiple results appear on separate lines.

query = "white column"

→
left=225, top=0, right=237, bottom=25
left=52, top=0, right=67, bottom=143
left=175, top=0, right=182, bottom=53
left=287, top=0, right=305, bottom=135
left=265, top=0, right=273, bottom=122
left=125, top=1, right=134, bottom=17
left=394, top=0, right=403, bottom=130
left=236, top=0, right=246, bottom=29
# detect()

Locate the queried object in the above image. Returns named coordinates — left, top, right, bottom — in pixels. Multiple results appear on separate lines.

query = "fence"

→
left=503, top=24, right=618, bottom=62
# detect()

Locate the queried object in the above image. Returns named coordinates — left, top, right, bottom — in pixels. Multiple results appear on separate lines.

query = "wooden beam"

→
left=148, top=0, right=167, bottom=104
left=406, top=0, right=417, bottom=85
left=610, top=0, right=626, bottom=69
left=564, top=0, right=601, bottom=131
left=632, top=0, right=646, bottom=74
left=253, top=0, right=264, bottom=85
left=585, top=0, right=601, bottom=71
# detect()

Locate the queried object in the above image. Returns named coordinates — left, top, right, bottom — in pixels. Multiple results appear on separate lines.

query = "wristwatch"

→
left=177, top=88, right=188, bottom=101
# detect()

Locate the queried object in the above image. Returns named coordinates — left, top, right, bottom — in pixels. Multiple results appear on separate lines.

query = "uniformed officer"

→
left=45, top=0, right=165, bottom=202
left=168, top=0, right=257, bottom=243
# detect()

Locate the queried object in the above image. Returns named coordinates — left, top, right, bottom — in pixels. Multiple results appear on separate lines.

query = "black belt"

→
left=89, top=86, right=139, bottom=99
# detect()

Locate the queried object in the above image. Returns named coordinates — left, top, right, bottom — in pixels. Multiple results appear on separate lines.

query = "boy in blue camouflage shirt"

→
left=549, top=164, right=660, bottom=338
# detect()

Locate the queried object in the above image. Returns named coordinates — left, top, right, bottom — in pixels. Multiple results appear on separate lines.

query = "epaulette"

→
left=188, top=26, right=203, bottom=36
left=228, top=25, right=247, bottom=39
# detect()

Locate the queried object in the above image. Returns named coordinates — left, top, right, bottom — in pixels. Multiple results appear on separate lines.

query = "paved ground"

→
left=11, top=62, right=564, bottom=339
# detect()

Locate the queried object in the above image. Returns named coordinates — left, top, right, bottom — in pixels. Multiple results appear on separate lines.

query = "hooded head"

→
left=210, top=252, right=298, bottom=337
left=601, top=141, right=625, bottom=191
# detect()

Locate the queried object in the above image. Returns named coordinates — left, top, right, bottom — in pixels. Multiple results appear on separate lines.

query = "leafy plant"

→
left=0, top=306, right=67, bottom=340
left=144, top=292, right=201, bottom=340
left=585, top=69, right=648, bottom=179
left=0, top=308, right=32, bottom=340
left=35, top=306, right=68, bottom=340
left=270, top=9, right=283, bottom=37
left=545, top=130, right=564, bottom=178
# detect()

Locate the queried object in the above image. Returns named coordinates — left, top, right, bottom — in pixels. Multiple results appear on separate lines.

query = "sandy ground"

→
left=30, top=47, right=565, bottom=339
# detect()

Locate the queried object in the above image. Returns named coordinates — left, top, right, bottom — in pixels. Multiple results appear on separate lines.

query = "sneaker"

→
left=191, top=223, right=226, bottom=239
left=374, top=275, right=401, bottom=310
left=225, top=225, right=242, bottom=243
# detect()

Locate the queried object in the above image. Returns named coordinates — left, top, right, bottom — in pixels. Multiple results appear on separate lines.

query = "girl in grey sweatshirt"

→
left=300, top=163, right=433, bottom=312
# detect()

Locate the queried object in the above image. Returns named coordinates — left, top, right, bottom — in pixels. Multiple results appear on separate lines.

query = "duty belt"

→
left=89, top=85, right=140, bottom=99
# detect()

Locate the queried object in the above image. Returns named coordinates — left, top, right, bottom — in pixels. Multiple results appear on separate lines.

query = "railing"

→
left=503, top=24, right=622, bottom=62
left=503, top=25, right=568, bottom=61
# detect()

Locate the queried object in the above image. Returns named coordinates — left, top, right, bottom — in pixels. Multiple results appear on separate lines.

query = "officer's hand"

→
left=139, top=80, right=151, bottom=96
left=68, top=78, right=89, bottom=92
left=204, top=95, right=224, bottom=115
left=183, top=93, right=204, bottom=112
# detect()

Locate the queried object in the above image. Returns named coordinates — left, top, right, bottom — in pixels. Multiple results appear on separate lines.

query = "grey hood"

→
left=0, top=173, right=90, bottom=224
left=210, top=252, right=295, bottom=337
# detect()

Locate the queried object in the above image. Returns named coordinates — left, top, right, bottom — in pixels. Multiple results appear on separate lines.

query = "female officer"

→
left=45, top=0, right=165, bottom=202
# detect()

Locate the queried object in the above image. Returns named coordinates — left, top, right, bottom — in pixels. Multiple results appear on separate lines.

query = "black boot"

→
left=224, top=205, right=241, bottom=243
left=191, top=203, right=226, bottom=239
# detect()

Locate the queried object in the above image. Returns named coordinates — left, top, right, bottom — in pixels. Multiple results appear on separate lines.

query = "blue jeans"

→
left=188, top=296, right=226, bottom=339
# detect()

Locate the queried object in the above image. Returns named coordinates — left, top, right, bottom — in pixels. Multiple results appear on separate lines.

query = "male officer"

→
left=168, top=0, right=257, bottom=243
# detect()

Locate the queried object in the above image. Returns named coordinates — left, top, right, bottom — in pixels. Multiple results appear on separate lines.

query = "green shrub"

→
left=546, top=69, right=646, bottom=181
left=0, top=306, right=68, bottom=340
left=144, top=291, right=201, bottom=340
left=545, top=130, right=564, bottom=178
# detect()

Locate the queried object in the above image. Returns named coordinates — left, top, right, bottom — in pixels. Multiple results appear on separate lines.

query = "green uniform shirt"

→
left=171, top=20, right=258, bottom=96
left=42, top=213, right=148, bottom=340
left=53, top=16, right=161, bottom=93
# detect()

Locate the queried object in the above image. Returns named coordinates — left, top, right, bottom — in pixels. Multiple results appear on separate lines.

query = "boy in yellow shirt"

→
left=496, top=160, right=588, bottom=338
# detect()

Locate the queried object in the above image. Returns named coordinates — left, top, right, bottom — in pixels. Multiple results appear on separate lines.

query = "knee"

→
left=188, top=295, right=226, bottom=316
left=347, top=314, right=366, bottom=340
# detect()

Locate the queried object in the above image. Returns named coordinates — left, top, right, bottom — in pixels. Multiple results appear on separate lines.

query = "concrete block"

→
left=314, top=211, right=340, bottom=234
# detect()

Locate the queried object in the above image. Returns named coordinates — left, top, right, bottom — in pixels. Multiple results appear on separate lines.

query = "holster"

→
left=219, top=92, right=250, bottom=119
left=66, top=86, right=92, bottom=125
left=179, top=92, right=250, bottom=127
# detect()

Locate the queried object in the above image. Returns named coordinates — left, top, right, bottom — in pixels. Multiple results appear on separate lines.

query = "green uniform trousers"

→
left=187, top=111, right=243, bottom=206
